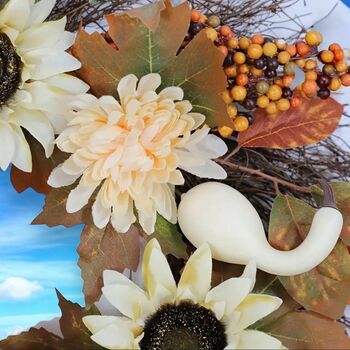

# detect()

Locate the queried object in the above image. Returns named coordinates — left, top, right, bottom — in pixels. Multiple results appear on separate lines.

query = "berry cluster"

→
left=187, top=9, right=350, bottom=137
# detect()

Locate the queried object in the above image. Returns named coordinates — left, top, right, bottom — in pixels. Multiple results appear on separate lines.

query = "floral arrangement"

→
left=1, top=0, right=350, bottom=349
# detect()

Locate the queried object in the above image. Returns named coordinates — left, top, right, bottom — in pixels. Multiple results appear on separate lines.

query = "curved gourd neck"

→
left=255, top=208, right=343, bottom=276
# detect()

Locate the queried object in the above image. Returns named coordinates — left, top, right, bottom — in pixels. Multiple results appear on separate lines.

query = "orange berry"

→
left=263, top=42, right=278, bottom=57
left=335, top=60, right=348, bottom=73
left=257, top=95, right=270, bottom=108
left=277, top=98, right=291, bottom=111
left=278, top=51, right=291, bottom=64
left=239, top=37, right=251, bottom=50
left=231, top=86, right=247, bottom=101
left=333, top=49, right=344, bottom=62
left=221, top=90, right=233, bottom=104
left=304, top=59, right=317, bottom=71
left=199, top=14, right=207, bottom=24
left=296, top=41, right=310, bottom=57
left=302, top=80, right=318, bottom=95
left=251, top=34, right=265, bottom=45
left=220, top=25, right=232, bottom=37
left=247, top=44, right=263, bottom=59
left=274, top=78, right=283, bottom=87
left=305, top=31, right=323, bottom=46
left=282, top=75, right=295, bottom=87
left=233, top=116, right=249, bottom=132
left=305, top=71, right=318, bottom=81
left=218, top=45, right=228, bottom=57
left=224, top=65, right=237, bottom=78
left=295, top=59, right=306, bottom=69
left=291, top=95, right=302, bottom=108
left=320, top=50, right=334, bottom=63
left=285, top=44, right=297, bottom=57
left=329, top=43, right=341, bottom=52
left=219, top=126, right=234, bottom=138
left=234, top=52, right=246, bottom=64
left=238, top=64, right=250, bottom=74
left=266, top=102, right=278, bottom=115
left=329, top=77, right=342, bottom=91
left=191, top=9, right=201, bottom=22
left=341, top=74, right=350, bottom=87
left=267, top=85, right=283, bottom=101
left=228, top=38, right=239, bottom=49
left=236, top=73, right=249, bottom=86
left=227, top=104, right=238, bottom=119
left=226, top=32, right=234, bottom=40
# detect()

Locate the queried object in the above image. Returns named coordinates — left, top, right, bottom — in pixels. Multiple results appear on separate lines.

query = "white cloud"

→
left=5, top=325, right=26, bottom=337
left=0, top=277, right=43, bottom=301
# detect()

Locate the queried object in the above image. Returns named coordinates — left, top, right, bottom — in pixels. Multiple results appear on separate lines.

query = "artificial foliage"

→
left=1, top=0, right=350, bottom=349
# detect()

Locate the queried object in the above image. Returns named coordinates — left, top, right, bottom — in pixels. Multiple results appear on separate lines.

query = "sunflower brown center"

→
left=140, top=301, right=227, bottom=350
left=0, top=32, right=22, bottom=106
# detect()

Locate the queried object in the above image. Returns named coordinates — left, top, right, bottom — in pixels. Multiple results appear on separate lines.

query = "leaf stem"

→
left=217, top=159, right=311, bottom=194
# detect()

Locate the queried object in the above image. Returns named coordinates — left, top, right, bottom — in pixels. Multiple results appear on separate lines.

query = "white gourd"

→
left=178, top=181, right=343, bottom=276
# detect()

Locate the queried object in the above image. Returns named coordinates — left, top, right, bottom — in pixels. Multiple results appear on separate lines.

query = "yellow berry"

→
left=278, top=51, right=291, bottom=64
left=304, top=59, right=317, bottom=71
left=231, top=86, right=247, bottom=101
left=234, top=52, right=246, bottom=64
left=233, top=116, right=249, bottom=132
left=247, top=44, right=263, bottom=59
left=219, top=126, right=234, bottom=138
left=266, top=102, right=278, bottom=114
left=257, top=95, right=270, bottom=108
left=277, top=98, right=291, bottom=111
left=320, top=50, right=334, bottom=63
left=329, top=77, right=342, bottom=91
left=227, top=104, right=238, bottom=119
left=305, top=31, right=323, bottom=46
left=295, top=59, right=306, bottom=69
left=221, top=90, right=233, bottom=104
left=224, top=65, right=237, bottom=78
left=228, top=38, right=239, bottom=49
left=251, top=67, right=263, bottom=77
left=305, top=71, right=318, bottom=81
left=267, top=85, right=283, bottom=101
left=205, top=27, right=218, bottom=41
left=274, top=78, right=283, bottom=87
left=239, top=37, right=251, bottom=50
left=275, top=39, right=286, bottom=50
left=335, top=60, right=348, bottom=73
left=263, top=42, right=278, bottom=57
left=238, top=64, right=250, bottom=74
left=207, top=15, right=221, bottom=28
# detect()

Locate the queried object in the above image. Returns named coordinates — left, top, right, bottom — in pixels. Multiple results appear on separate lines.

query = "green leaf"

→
left=269, top=195, right=350, bottom=319
left=142, top=215, right=188, bottom=259
left=78, top=223, right=140, bottom=306
left=312, top=182, right=350, bottom=246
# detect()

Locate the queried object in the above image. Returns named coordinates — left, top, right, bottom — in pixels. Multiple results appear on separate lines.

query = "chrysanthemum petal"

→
left=92, top=191, right=112, bottom=229
left=177, top=244, right=212, bottom=303
left=137, top=73, right=161, bottom=95
left=181, top=159, right=227, bottom=180
left=236, top=330, right=283, bottom=349
left=111, top=195, right=136, bottom=233
left=159, top=87, right=184, bottom=101
left=48, top=165, right=81, bottom=188
left=66, top=181, right=98, bottom=213
left=118, top=74, right=138, bottom=101
left=233, top=294, right=283, bottom=333
left=138, top=209, right=157, bottom=235
left=186, top=133, right=228, bottom=158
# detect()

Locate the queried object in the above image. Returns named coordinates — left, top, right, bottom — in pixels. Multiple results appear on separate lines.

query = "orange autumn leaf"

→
left=238, top=96, right=344, bottom=149
left=71, top=0, right=232, bottom=127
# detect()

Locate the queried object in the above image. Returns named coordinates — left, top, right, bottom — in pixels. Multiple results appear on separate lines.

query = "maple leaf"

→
left=71, top=0, right=232, bottom=127
left=312, top=182, right=350, bottom=246
left=238, top=95, right=344, bottom=149
left=77, top=222, right=140, bottom=306
left=269, top=195, right=350, bottom=319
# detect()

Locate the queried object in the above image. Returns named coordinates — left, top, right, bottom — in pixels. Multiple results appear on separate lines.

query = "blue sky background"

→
left=0, top=169, right=84, bottom=339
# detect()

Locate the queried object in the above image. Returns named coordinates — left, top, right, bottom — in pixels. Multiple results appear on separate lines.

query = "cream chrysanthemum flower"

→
left=83, top=239, right=286, bottom=350
left=48, top=73, right=228, bottom=234
left=0, top=0, right=89, bottom=172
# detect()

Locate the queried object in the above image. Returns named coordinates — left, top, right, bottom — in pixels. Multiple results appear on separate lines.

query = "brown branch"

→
left=217, top=159, right=311, bottom=194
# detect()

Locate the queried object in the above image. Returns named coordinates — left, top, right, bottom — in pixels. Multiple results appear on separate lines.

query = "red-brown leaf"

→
left=77, top=223, right=140, bottom=306
left=238, top=96, right=344, bottom=149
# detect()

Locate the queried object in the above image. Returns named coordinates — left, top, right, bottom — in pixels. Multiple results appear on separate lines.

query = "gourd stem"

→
left=319, top=179, right=337, bottom=209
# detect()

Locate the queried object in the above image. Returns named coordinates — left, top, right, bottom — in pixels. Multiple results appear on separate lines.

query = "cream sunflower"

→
left=48, top=73, right=228, bottom=234
left=83, top=239, right=286, bottom=350
left=0, top=0, right=89, bottom=172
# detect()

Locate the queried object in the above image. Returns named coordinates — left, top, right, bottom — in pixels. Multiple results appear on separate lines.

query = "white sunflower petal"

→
left=0, top=0, right=31, bottom=32
left=236, top=330, right=283, bottom=349
left=233, top=294, right=283, bottom=333
left=0, top=123, right=15, bottom=171
left=177, top=243, right=212, bottom=303
left=28, top=0, right=56, bottom=26
left=83, top=315, right=136, bottom=334
left=11, top=124, right=32, bottom=172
